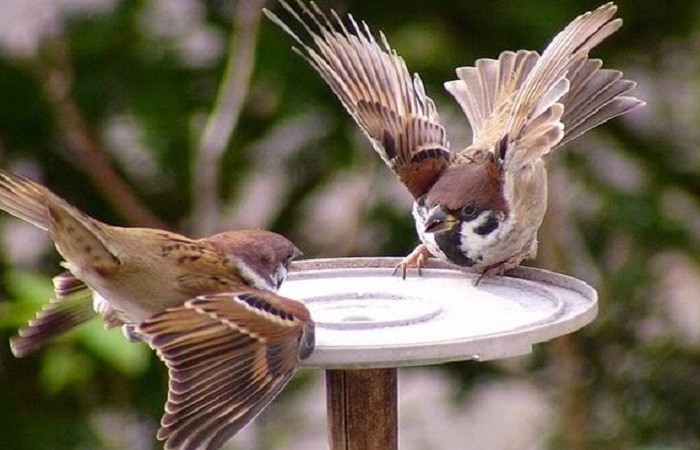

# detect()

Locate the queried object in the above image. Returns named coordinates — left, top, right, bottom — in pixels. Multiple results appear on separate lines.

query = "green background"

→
left=0, top=1, right=698, bottom=449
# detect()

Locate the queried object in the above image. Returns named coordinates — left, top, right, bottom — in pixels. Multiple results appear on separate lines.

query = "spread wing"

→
left=556, top=56, right=643, bottom=147
left=138, top=290, right=315, bottom=450
left=265, top=0, right=451, bottom=199
left=445, top=3, right=643, bottom=169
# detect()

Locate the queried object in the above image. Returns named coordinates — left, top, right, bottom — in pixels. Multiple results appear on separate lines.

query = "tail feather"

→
left=0, top=170, right=119, bottom=276
left=0, top=171, right=56, bottom=230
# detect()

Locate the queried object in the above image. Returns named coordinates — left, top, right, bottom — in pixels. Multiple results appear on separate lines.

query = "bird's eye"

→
left=461, top=203, right=478, bottom=219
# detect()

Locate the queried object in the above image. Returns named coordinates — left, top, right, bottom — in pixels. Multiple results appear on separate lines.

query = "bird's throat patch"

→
left=434, top=230, right=475, bottom=267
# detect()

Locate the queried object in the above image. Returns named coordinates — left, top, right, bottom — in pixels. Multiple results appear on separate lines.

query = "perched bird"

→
left=0, top=170, right=315, bottom=450
left=266, top=1, right=645, bottom=280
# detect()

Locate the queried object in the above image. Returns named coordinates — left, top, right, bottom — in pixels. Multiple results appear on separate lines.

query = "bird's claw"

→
left=392, top=245, right=430, bottom=279
left=474, top=262, right=511, bottom=285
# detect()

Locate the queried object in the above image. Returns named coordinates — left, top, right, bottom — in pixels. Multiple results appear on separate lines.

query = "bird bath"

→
left=280, top=257, right=597, bottom=450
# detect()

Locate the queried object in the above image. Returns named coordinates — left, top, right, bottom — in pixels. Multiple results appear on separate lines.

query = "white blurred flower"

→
left=0, top=0, right=115, bottom=57
left=138, top=0, right=224, bottom=67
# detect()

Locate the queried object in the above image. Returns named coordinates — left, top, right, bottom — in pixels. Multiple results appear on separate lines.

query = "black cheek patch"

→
left=435, top=231, right=475, bottom=267
left=474, top=214, right=499, bottom=236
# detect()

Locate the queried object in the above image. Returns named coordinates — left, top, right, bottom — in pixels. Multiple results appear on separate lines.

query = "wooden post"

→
left=326, top=368, right=398, bottom=450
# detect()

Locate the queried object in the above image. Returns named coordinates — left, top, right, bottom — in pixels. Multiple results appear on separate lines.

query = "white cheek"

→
left=228, top=256, right=274, bottom=291
left=457, top=224, right=485, bottom=255
left=274, top=263, right=288, bottom=290
left=456, top=212, right=510, bottom=266
left=412, top=203, right=431, bottom=238
left=411, top=203, right=425, bottom=229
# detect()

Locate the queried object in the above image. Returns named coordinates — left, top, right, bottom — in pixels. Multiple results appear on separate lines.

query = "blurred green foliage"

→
left=1, top=0, right=700, bottom=449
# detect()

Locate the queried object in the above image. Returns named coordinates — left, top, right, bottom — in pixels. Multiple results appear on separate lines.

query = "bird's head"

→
left=419, top=163, right=509, bottom=267
left=208, top=230, right=303, bottom=291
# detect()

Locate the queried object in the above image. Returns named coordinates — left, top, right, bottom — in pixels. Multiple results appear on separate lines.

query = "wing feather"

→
left=10, top=271, right=95, bottom=357
left=503, top=3, right=626, bottom=168
left=445, top=3, right=643, bottom=170
left=266, top=0, right=451, bottom=198
left=556, top=58, right=644, bottom=147
left=138, top=290, right=314, bottom=450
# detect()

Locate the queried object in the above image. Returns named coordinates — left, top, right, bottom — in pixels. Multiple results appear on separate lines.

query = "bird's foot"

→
left=475, top=242, right=534, bottom=285
left=392, top=244, right=431, bottom=279
left=475, top=261, right=514, bottom=285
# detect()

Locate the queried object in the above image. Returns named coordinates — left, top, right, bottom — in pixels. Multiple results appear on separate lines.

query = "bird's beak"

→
left=424, top=207, right=457, bottom=234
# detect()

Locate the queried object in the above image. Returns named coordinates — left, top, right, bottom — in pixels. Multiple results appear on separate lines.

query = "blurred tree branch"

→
left=192, top=0, right=266, bottom=235
left=38, top=39, right=167, bottom=229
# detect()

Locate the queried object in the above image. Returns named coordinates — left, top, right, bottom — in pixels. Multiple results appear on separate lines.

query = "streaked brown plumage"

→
left=0, top=170, right=315, bottom=450
left=266, top=1, right=644, bottom=280
left=138, top=290, right=314, bottom=450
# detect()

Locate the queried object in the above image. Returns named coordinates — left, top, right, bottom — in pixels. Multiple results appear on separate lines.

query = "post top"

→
left=281, top=258, right=597, bottom=369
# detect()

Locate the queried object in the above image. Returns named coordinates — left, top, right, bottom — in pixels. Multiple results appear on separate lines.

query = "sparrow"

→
left=265, top=1, right=645, bottom=280
left=0, top=170, right=315, bottom=450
